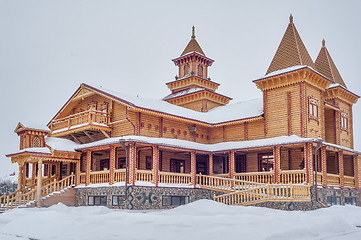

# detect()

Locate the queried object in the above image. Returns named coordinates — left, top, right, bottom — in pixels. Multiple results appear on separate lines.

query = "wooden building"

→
left=2, top=16, right=361, bottom=210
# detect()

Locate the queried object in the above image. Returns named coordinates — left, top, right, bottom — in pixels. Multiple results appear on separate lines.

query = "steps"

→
left=26, top=187, right=75, bottom=208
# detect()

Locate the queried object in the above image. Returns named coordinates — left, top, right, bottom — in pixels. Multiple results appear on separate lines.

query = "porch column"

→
left=304, top=142, right=313, bottom=184
left=109, top=146, right=116, bottom=185
left=32, top=163, right=37, bottom=184
left=229, top=151, right=235, bottom=178
left=152, top=145, right=159, bottom=187
left=35, top=160, right=43, bottom=207
left=273, top=146, right=281, bottom=184
left=47, top=164, right=51, bottom=177
left=208, top=154, right=213, bottom=175
left=22, top=163, right=26, bottom=187
left=354, top=155, right=360, bottom=190
left=338, top=151, right=344, bottom=189
left=191, top=151, right=196, bottom=187
left=321, top=146, right=327, bottom=187
left=55, top=162, right=61, bottom=180
left=75, top=161, right=80, bottom=186
left=128, top=142, right=136, bottom=185
left=85, top=150, right=92, bottom=186
left=17, top=163, right=24, bottom=190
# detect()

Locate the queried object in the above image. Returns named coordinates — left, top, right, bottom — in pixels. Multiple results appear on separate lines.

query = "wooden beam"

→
left=101, top=130, right=110, bottom=138
left=70, top=134, right=82, bottom=144
left=83, top=131, right=95, bottom=141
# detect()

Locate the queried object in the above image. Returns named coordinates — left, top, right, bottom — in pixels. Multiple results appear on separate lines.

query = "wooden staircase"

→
left=0, top=174, right=74, bottom=211
left=197, top=174, right=311, bottom=206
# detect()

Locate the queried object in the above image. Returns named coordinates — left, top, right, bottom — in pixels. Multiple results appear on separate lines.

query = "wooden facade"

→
left=2, top=18, right=361, bottom=209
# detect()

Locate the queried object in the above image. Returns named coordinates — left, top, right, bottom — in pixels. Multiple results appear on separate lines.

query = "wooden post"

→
left=36, top=160, right=43, bottom=207
left=17, top=164, right=23, bottom=190
left=338, top=151, right=344, bottom=189
left=128, top=143, right=136, bottom=186
left=75, top=161, right=80, bottom=186
left=109, top=146, right=116, bottom=185
left=304, top=142, right=313, bottom=184
left=354, top=155, right=360, bottom=190
left=321, top=146, right=327, bottom=187
left=229, top=151, right=235, bottom=178
left=273, top=146, right=281, bottom=184
left=191, top=151, right=196, bottom=188
left=85, top=151, right=91, bottom=186
left=208, top=154, right=213, bottom=176
left=152, top=145, right=159, bottom=187
left=32, top=163, right=37, bottom=184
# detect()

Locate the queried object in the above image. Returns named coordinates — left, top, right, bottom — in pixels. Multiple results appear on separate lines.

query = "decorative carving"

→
left=87, top=101, right=97, bottom=111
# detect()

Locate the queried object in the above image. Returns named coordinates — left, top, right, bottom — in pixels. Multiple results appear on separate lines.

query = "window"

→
left=112, top=195, right=125, bottom=206
left=258, top=153, right=274, bottom=172
left=327, top=196, right=341, bottom=206
left=309, top=99, right=319, bottom=119
left=184, top=64, right=190, bottom=76
left=146, top=156, right=152, bottom=170
left=341, top=113, right=348, bottom=130
left=170, top=159, right=185, bottom=173
left=32, top=136, right=41, bottom=148
left=88, top=196, right=107, bottom=206
left=198, top=65, right=203, bottom=77
left=162, top=195, right=189, bottom=206
left=345, top=197, right=356, bottom=206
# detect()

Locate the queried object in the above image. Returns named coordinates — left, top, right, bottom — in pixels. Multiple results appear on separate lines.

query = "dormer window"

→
left=198, top=65, right=203, bottom=77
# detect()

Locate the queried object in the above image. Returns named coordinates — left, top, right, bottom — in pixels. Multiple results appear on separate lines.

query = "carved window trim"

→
left=33, top=136, right=41, bottom=148
left=308, top=97, right=319, bottom=123
left=198, top=65, right=203, bottom=77
left=340, top=111, right=349, bottom=132
left=87, top=101, right=98, bottom=111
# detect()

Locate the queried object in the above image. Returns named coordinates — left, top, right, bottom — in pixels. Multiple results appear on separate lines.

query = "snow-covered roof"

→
left=76, top=135, right=316, bottom=152
left=86, top=84, right=263, bottom=124
left=7, top=147, right=51, bottom=156
left=163, top=88, right=205, bottom=100
left=17, top=122, right=50, bottom=132
left=254, top=65, right=334, bottom=83
left=45, top=137, right=80, bottom=152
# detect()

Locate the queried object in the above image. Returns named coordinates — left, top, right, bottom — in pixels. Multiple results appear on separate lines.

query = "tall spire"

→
left=266, top=15, right=316, bottom=74
left=181, top=26, right=205, bottom=56
left=315, top=39, right=347, bottom=87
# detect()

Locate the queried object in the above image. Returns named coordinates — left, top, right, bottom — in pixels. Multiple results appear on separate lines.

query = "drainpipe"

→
left=119, top=140, right=129, bottom=209
left=314, top=138, right=326, bottom=208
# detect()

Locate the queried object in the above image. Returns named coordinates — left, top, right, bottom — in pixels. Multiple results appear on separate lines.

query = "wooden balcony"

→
left=49, top=109, right=111, bottom=137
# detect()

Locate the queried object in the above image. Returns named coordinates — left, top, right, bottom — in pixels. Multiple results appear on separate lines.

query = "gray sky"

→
left=0, top=0, right=360, bottom=176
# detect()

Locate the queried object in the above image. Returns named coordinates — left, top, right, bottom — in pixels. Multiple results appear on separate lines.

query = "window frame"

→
left=88, top=196, right=107, bottom=206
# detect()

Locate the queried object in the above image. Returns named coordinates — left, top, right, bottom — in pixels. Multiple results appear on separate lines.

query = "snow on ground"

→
left=0, top=200, right=360, bottom=240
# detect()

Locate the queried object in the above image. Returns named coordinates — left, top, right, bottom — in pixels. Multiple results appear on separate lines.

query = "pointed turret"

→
left=181, top=26, right=206, bottom=56
left=315, top=39, right=347, bottom=88
left=266, top=15, right=316, bottom=74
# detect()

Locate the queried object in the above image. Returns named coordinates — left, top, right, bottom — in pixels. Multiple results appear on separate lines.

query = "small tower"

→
left=14, top=122, right=50, bottom=150
left=164, top=27, right=231, bottom=112
left=266, top=14, right=316, bottom=74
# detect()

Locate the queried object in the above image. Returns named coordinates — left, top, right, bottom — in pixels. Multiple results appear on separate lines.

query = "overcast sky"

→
left=0, top=0, right=360, bottom=176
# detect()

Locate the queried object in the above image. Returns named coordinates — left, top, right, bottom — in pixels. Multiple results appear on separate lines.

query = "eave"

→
left=325, top=86, right=360, bottom=105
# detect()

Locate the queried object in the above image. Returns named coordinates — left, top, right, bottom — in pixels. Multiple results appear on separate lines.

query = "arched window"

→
left=198, top=65, right=203, bottom=77
left=33, top=136, right=41, bottom=148
left=184, top=64, right=190, bottom=76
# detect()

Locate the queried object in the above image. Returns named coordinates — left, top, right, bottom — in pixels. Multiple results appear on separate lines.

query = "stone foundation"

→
left=74, top=185, right=361, bottom=211
left=75, top=185, right=220, bottom=210
left=254, top=187, right=361, bottom=211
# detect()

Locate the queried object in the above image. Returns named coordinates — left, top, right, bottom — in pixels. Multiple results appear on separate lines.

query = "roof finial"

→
left=322, top=39, right=326, bottom=47
left=289, top=14, right=293, bottom=23
left=192, top=26, right=195, bottom=38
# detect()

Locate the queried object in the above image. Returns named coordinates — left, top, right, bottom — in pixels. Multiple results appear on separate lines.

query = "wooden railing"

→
left=136, top=169, right=153, bottom=182
left=234, top=171, right=274, bottom=184
left=280, top=170, right=306, bottom=184
left=0, top=174, right=74, bottom=210
left=198, top=174, right=263, bottom=192
left=115, top=169, right=126, bottom=182
left=344, top=176, right=355, bottom=188
left=50, top=109, right=110, bottom=132
left=214, top=183, right=311, bottom=206
left=158, top=171, right=191, bottom=185
left=41, top=173, right=74, bottom=197
left=90, top=171, right=109, bottom=184
left=327, top=173, right=340, bottom=187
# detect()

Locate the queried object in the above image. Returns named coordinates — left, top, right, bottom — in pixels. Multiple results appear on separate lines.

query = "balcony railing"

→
left=49, top=109, right=110, bottom=133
